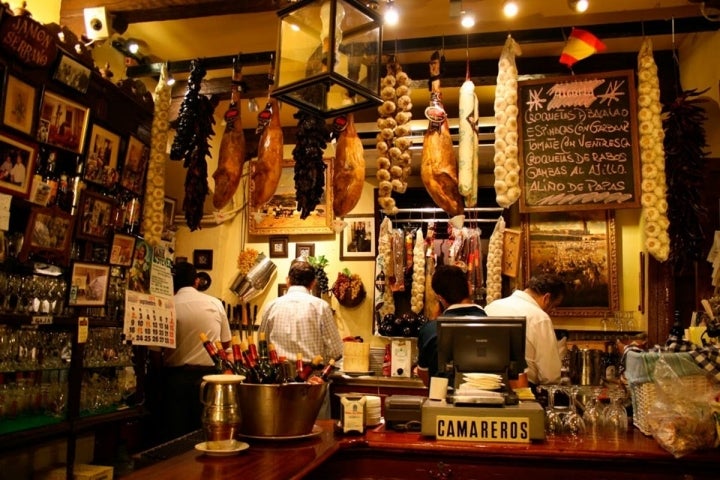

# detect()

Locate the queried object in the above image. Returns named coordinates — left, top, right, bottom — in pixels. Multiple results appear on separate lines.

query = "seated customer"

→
left=416, top=265, right=486, bottom=387
left=484, top=273, right=567, bottom=387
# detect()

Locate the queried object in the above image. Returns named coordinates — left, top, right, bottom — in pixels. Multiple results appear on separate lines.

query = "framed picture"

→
left=84, top=123, right=121, bottom=188
left=37, top=90, right=89, bottom=153
left=120, top=135, right=149, bottom=195
left=52, top=52, right=91, bottom=94
left=19, top=206, right=74, bottom=265
left=2, top=74, right=36, bottom=135
left=69, top=262, right=110, bottom=307
left=76, top=189, right=116, bottom=242
left=249, top=158, right=334, bottom=235
left=295, top=243, right=315, bottom=260
left=502, top=228, right=522, bottom=278
left=269, top=236, right=289, bottom=258
left=523, top=210, right=619, bottom=317
left=193, top=249, right=213, bottom=269
left=109, top=233, right=136, bottom=266
left=161, top=196, right=176, bottom=241
left=0, top=132, right=36, bottom=197
left=278, top=283, right=288, bottom=296
left=339, top=214, right=376, bottom=260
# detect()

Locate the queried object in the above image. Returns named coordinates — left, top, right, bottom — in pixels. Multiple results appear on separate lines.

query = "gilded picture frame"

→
left=249, top=158, right=334, bottom=235
left=523, top=209, right=619, bottom=317
left=2, top=73, right=36, bottom=135
left=120, top=134, right=149, bottom=195
left=69, top=262, right=110, bottom=307
left=84, top=123, right=121, bottom=189
left=76, top=189, right=116, bottom=243
left=19, top=205, right=74, bottom=266
left=0, top=132, right=36, bottom=197
left=36, top=90, right=89, bottom=154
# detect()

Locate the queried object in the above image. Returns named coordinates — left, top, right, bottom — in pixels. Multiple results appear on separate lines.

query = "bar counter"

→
left=123, top=420, right=720, bottom=479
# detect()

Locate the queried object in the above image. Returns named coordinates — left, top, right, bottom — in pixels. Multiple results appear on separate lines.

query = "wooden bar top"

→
left=123, top=420, right=720, bottom=479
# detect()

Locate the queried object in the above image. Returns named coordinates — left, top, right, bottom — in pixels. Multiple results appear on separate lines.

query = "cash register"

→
left=420, top=315, right=545, bottom=442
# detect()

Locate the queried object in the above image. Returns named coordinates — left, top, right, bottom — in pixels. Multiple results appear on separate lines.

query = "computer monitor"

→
left=436, top=316, right=527, bottom=388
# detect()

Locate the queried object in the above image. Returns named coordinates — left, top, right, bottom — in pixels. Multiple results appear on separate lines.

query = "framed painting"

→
left=161, top=196, right=176, bottom=241
left=69, top=262, right=110, bottom=307
left=269, top=236, right=289, bottom=258
left=523, top=209, right=619, bottom=317
left=193, top=249, right=213, bottom=269
left=339, top=214, right=376, bottom=260
left=120, top=135, right=149, bottom=195
left=36, top=90, right=89, bottom=153
left=109, top=232, right=136, bottom=266
left=249, top=158, right=334, bottom=235
left=2, top=73, right=36, bottom=135
left=295, top=242, right=315, bottom=260
left=84, top=123, right=121, bottom=188
left=52, top=52, right=91, bottom=94
left=19, top=206, right=74, bottom=265
left=76, top=189, right=116, bottom=242
left=0, top=132, right=36, bottom=197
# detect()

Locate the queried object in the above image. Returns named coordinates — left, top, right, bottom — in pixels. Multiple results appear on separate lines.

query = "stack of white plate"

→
left=364, top=395, right=382, bottom=426
left=460, top=373, right=504, bottom=391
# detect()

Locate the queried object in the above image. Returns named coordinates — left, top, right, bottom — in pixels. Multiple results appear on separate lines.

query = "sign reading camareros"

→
left=0, top=14, right=57, bottom=68
left=436, top=415, right=531, bottom=443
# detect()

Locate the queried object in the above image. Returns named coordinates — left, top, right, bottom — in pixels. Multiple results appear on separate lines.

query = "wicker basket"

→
left=625, top=350, right=718, bottom=435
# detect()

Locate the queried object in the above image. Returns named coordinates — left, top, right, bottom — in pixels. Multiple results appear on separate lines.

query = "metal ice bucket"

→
left=235, top=382, right=327, bottom=437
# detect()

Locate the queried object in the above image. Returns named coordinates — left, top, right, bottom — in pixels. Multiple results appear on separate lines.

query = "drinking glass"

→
left=603, top=386, right=628, bottom=434
left=581, top=386, right=606, bottom=437
left=540, top=385, right=565, bottom=436
left=563, top=386, right=586, bottom=438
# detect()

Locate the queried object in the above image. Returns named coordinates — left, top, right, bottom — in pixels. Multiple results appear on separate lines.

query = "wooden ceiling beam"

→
left=59, top=0, right=284, bottom=40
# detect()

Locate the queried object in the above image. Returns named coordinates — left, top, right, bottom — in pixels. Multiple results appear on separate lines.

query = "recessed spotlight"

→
left=460, top=11, right=475, bottom=28
left=384, top=1, right=399, bottom=26
left=503, top=0, right=519, bottom=18
left=569, top=0, right=589, bottom=13
left=290, top=23, right=300, bottom=32
left=127, top=41, right=139, bottom=54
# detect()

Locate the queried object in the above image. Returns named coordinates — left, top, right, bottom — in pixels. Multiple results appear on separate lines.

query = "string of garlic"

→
left=393, top=67, right=413, bottom=192
left=377, top=67, right=399, bottom=215
left=493, top=36, right=522, bottom=209
left=142, top=64, right=172, bottom=247
left=637, top=37, right=670, bottom=262
left=485, top=216, right=506, bottom=303
left=410, top=228, right=425, bottom=314
left=377, top=217, right=395, bottom=318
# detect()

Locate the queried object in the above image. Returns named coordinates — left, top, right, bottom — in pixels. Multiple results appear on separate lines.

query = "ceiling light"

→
left=127, top=41, right=140, bottom=54
left=569, top=0, right=589, bottom=13
left=384, top=1, right=399, bottom=26
left=289, top=23, right=300, bottom=31
left=166, top=74, right=176, bottom=86
left=460, top=11, right=475, bottom=28
left=503, top=0, right=519, bottom=18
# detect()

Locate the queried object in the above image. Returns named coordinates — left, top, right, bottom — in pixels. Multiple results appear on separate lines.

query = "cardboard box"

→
left=36, top=464, right=113, bottom=480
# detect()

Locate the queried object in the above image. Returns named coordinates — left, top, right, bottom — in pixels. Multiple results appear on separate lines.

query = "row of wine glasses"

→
left=84, top=327, right=133, bottom=368
left=0, top=325, right=72, bottom=372
left=0, top=369, right=69, bottom=420
left=540, top=384, right=629, bottom=439
left=0, top=271, right=69, bottom=315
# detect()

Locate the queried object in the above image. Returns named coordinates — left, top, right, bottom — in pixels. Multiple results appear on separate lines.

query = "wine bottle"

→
left=294, top=353, right=305, bottom=382
left=318, top=358, right=336, bottom=381
left=240, top=340, right=261, bottom=383
left=214, top=341, right=235, bottom=375
left=199, top=333, right=233, bottom=374
left=297, top=355, right=323, bottom=382
left=247, top=335, right=259, bottom=364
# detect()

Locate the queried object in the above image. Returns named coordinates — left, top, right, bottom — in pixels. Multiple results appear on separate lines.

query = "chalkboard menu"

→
left=517, top=70, right=640, bottom=212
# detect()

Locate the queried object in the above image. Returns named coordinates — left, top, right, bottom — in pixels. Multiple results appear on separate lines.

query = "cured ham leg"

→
left=333, top=114, right=365, bottom=217
left=251, top=97, right=283, bottom=206
left=420, top=51, right=464, bottom=217
left=212, top=56, right=246, bottom=210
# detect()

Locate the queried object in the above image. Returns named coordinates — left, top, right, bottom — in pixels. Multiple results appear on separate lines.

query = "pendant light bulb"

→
left=384, top=1, right=399, bottom=27
left=127, top=40, right=139, bottom=55
left=503, top=0, right=519, bottom=18
left=569, top=0, right=589, bottom=13
left=460, top=11, right=475, bottom=29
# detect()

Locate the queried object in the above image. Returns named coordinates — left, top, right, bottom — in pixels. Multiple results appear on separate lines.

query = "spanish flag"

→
left=559, top=28, right=606, bottom=67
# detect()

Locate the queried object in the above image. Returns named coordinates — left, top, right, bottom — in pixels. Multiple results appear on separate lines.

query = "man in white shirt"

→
left=485, top=274, right=567, bottom=387
left=155, top=262, right=232, bottom=442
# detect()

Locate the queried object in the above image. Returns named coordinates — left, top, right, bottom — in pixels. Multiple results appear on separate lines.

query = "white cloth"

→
left=164, top=286, right=232, bottom=367
left=484, top=290, right=562, bottom=385
left=259, top=285, right=343, bottom=363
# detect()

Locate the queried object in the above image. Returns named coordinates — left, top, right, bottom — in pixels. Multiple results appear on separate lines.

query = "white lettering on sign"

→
left=31, top=315, right=53, bottom=325
left=436, top=415, right=530, bottom=443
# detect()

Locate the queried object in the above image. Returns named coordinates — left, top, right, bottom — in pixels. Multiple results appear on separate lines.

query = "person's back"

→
left=259, top=260, right=343, bottom=362
left=485, top=274, right=566, bottom=386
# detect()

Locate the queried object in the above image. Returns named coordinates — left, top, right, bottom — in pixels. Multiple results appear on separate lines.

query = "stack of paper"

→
left=460, top=373, right=503, bottom=391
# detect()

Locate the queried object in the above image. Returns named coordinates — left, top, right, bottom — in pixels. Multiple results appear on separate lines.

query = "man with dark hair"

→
left=416, top=265, right=486, bottom=386
left=259, top=259, right=343, bottom=363
left=156, top=261, right=232, bottom=441
left=259, top=259, right=343, bottom=419
left=485, top=273, right=567, bottom=387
